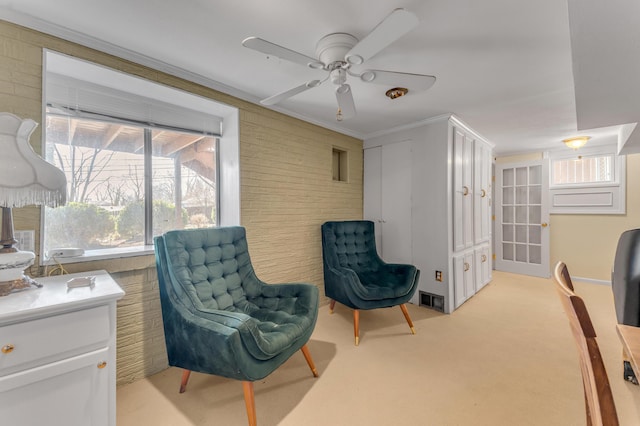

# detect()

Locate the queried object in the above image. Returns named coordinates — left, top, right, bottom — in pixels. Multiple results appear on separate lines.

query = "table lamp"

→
left=0, top=113, right=67, bottom=296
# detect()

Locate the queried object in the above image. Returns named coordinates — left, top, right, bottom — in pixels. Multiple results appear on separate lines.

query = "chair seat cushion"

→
left=238, top=307, right=314, bottom=360
left=355, top=266, right=417, bottom=301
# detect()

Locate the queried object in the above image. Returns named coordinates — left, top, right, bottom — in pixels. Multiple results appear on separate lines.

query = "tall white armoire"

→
left=364, top=114, right=493, bottom=313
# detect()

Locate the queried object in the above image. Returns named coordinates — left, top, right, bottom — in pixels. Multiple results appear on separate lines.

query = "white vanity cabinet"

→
left=0, top=271, right=124, bottom=425
left=364, top=114, right=493, bottom=313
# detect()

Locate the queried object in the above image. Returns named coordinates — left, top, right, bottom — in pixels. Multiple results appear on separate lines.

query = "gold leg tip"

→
left=355, top=336, right=359, bottom=346
left=329, top=309, right=334, bottom=314
left=312, top=368, right=319, bottom=378
left=410, top=327, right=416, bottom=335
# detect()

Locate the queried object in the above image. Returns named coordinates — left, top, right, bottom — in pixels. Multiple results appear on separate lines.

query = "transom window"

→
left=548, top=145, right=625, bottom=214
left=551, top=154, right=614, bottom=185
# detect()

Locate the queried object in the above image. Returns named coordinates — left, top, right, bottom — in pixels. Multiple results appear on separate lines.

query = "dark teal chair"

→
left=154, top=226, right=319, bottom=426
left=321, top=220, right=420, bottom=345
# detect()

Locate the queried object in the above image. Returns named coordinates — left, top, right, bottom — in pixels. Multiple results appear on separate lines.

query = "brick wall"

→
left=0, top=20, right=362, bottom=385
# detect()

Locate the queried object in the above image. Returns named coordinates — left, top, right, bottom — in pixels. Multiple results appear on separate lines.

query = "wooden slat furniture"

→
left=616, top=324, right=640, bottom=384
left=553, top=261, right=619, bottom=426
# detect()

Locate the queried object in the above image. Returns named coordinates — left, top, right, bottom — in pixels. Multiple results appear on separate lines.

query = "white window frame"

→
left=547, top=144, right=625, bottom=214
left=40, top=50, right=240, bottom=265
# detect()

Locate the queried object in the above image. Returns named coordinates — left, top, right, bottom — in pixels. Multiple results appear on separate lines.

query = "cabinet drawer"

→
left=0, top=305, right=110, bottom=375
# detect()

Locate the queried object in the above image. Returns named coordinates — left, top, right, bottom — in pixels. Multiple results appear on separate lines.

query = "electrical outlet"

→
left=435, top=270, right=443, bottom=282
left=14, top=230, right=35, bottom=252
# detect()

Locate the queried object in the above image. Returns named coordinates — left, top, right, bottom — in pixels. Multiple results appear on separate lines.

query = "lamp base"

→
left=0, top=275, right=42, bottom=296
left=0, top=250, right=40, bottom=297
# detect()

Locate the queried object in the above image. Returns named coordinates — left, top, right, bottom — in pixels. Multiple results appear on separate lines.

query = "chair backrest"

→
left=157, top=226, right=263, bottom=313
left=321, top=221, right=381, bottom=272
left=552, top=261, right=619, bottom=426
left=612, top=228, right=640, bottom=326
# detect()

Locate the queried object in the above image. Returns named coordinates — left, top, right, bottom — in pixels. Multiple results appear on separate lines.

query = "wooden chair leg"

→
left=354, top=309, right=360, bottom=346
left=329, top=299, right=336, bottom=314
left=300, top=344, right=319, bottom=377
left=179, top=369, right=191, bottom=393
left=242, top=381, right=257, bottom=426
left=399, top=304, right=416, bottom=334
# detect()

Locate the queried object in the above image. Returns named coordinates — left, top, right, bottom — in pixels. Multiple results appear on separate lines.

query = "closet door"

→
left=453, top=252, right=475, bottom=308
left=453, top=128, right=474, bottom=252
left=363, top=141, right=413, bottom=263
left=364, top=147, right=383, bottom=253
left=474, top=140, right=492, bottom=244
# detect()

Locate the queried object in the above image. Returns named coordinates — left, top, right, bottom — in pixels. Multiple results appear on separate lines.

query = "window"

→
left=42, top=50, right=239, bottom=262
left=548, top=145, right=625, bottom=214
left=552, top=154, right=613, bottom=185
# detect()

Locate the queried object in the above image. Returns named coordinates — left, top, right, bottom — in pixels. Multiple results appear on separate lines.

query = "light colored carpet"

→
left=116, top=271, right=640, bottom=425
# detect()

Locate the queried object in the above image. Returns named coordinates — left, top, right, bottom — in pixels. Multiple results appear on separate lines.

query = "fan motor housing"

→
left=316, top=33, right=358, bottom=66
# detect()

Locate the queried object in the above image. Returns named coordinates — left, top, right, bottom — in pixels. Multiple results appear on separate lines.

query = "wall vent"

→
left=419, top=291, right=445, bottom=313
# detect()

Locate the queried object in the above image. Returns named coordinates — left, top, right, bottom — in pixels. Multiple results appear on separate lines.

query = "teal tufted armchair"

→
left=155, top=226, right=319, bottom=426
left=321, top=220, right=420, bottom=345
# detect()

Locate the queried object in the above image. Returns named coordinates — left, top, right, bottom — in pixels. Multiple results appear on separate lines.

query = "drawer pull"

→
left=464, top=262, right=470, bottom=272
left=481, top=189, right=487, bottom=198
left=481, top=255, right=487, bottom=262
left=2, top=344, right=14, bottom=354
left=97, top=361, right=107, bottom=369
left=463, top=186, right=469, bottom=196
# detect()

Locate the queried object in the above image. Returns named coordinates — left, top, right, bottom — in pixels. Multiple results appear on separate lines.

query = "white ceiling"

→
left=0, top=0, right=635, bottom=155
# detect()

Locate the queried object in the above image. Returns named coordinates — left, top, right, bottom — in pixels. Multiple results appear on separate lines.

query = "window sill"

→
left=41, top=245, right=155, bottom=266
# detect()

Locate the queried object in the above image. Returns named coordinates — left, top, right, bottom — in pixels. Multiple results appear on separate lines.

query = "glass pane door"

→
left=495, top=160, right=550, bottom=277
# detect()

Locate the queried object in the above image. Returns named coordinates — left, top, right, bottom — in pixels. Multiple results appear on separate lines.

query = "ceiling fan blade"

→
left=260, top=80, right=322, bottom=106
left=360, top=70, right=436, bottom=92
left=345, top=8, right=419, bottom=65
left=336, top=84, right=356, bottom=119
left=242, top=36, right=321, bottom=68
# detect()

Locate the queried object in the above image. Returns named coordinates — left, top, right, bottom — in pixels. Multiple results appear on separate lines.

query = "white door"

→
left=453, top=128, right=474, bottom=252
left=495, top=160, right=550, bottom=277
left=363, top=141, right=413, bottom=263
left=453, top=252, right=475, bottom=308
left=474, top=140, right=492, bottom=244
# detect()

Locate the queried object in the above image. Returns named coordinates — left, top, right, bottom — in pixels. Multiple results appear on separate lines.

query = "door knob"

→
left=541, top=223, right=548, bottom=228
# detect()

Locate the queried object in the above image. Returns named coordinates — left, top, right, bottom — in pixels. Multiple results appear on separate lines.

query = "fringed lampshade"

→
left=0, top=113, right=67, bottom=296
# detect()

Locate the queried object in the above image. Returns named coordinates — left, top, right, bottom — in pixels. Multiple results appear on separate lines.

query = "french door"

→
left=495, top=159, right=550, bottom=277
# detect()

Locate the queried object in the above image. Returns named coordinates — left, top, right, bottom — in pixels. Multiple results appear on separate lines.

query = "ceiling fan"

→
left=242, top=8, right=436, bottom=121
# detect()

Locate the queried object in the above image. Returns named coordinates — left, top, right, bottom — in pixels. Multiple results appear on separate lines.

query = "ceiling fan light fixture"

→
left=386, top=87, right=408, bottom=99
left=562, top=136, right=590, bottom=150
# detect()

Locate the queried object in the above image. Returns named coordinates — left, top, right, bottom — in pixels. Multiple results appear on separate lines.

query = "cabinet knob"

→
left=481, top=189, right=486, bottom=198
left=97, top=361, right=107, bottom=369
left=541, top=223, right=548, bottom=228
left=481, top=255, right=487, bottom=262
left=1, top=344, right=14, bottom=354
left=463, top=186, right=469, bottom=196
left=464, top=262, right=470, bottom=271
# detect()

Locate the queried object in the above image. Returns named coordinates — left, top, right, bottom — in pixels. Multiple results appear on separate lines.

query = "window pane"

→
left=44, top=115, right=145, bottom=252
left=151, top=130, right=217, bottom=234
left=43, top=115, right=218, bottom=256
left=552, top=155, right=613, bottom=185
